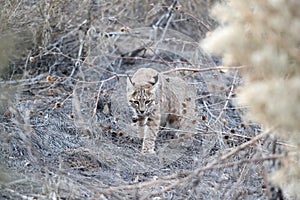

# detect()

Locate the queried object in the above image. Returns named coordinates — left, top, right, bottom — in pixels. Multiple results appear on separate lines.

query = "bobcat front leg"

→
left=142, top=113, right=160, bottom=153
left=135, top=118, right=145, bottom=139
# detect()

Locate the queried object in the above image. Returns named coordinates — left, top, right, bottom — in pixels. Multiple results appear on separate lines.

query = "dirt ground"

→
left=0, top=1, right=287, bottom=199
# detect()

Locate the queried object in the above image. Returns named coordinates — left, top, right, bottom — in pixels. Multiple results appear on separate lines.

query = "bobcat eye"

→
left=133, top=101, right=139, bottom=105
left=132, top=117, right=138, bottom=123
left=145, top=100, right=151, bottom=105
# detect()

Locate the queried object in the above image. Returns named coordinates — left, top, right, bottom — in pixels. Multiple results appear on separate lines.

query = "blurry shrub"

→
left=202, top=0, right=300, bottom=198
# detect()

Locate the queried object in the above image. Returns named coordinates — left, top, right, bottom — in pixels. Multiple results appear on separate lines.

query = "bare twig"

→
left=161, top=66, right=244, bottom=74
left=181, top=11, right=211, bottom=31
left=142, top=42, right=173, bottom=68
left=211, top=70, right=238, bottom=126
left=92, top=75, right=118, bottom=118
left=160, top=0, right=178, bottom=41
left=153, top=0, right=178, bottom=29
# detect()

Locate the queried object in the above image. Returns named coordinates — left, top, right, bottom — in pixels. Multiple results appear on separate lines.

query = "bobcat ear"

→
left=149, top=74, right=159, bottom=86
left=127, top=74, right=135, bottom=86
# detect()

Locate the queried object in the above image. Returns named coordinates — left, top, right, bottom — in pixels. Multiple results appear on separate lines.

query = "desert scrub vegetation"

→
left=202, top=0, right=300, bottom=198
left=0, top=0, right=294, bottom=199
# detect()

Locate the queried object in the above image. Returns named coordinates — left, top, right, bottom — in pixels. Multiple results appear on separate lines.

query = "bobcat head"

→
left=127, top=69, right=159, bottom=120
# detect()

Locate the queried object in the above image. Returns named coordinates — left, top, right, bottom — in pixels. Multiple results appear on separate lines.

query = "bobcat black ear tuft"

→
left=149, top=74, right=159, bottom=86
left=127, top=74, right=135, bottom=86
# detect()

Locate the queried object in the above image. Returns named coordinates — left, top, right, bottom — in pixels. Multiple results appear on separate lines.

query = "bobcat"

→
left=127, top=68, right=196, bottom=153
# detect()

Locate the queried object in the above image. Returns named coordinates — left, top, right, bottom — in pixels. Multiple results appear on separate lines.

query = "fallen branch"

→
left=161, top=66, right=244, bottom=74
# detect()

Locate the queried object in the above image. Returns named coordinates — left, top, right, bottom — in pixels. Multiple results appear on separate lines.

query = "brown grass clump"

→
left=202, top=0, right=300, bottom=198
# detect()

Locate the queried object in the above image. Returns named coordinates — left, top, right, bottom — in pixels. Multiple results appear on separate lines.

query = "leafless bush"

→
left=202, top=0, right=300, bottom=198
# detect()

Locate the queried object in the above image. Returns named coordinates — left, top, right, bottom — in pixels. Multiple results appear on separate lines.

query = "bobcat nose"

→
left=140, top=110, right=145, bottom=114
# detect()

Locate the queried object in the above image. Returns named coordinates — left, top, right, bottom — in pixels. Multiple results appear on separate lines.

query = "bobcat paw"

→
left=141, top=148, right=155, bottom=154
